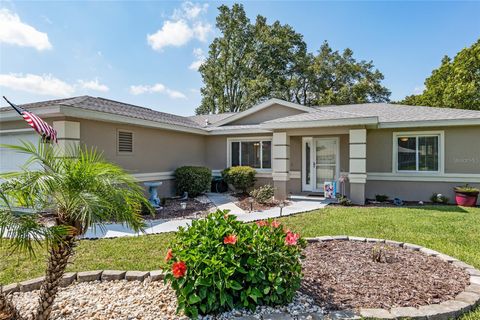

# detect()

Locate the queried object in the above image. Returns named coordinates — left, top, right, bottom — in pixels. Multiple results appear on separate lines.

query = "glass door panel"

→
left=314, top=139, right=338, bottom=191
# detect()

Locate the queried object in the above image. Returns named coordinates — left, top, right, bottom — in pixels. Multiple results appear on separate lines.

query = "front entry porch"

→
left=271, top=129, right=367, bottom=205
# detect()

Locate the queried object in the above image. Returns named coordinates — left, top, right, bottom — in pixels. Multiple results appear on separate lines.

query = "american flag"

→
left=3, top=96, right=58, bottom=143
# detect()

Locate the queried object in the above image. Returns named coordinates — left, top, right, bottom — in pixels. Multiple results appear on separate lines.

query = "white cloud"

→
left=129, top=83, right=186, bottom=99
left=189, top=48, right=206, bottom=70
left=0, top=73, right=112, bottom=96
left=192, top=22, right=212, bottom=42
left=147, top=2, right=211, bottom=52
left=413, top=86, right=425, bottom=95
left=78, top=79, right=109, bottom=92
left=172, top=1, right=209, bottom=20
left=0, top=9, right=52, bottom=51
left=147, top=20, right=194, bottom=51
left=0, top=73, right=74, bottom=97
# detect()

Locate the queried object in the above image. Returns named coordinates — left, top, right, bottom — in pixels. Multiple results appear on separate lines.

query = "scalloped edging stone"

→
left=304, top=236, right=480, bottom=319
left=2, top=237, right=479, bottom=319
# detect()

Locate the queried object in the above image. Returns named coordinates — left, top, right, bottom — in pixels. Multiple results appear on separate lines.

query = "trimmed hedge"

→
left=222, top=166, right=256, bottom=193
left=174, top=166, right=212, bottom=197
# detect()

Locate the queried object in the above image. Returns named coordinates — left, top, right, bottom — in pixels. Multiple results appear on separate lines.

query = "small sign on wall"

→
left=324, top=181, right=337, bottom=199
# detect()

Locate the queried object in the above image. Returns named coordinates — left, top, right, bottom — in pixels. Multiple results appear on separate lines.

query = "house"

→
left=1, top=96, right=479, bottom=205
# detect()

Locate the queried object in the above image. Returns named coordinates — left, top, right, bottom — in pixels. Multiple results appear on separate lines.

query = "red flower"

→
left=256, top=220, right=268, bottom=227
left=271, top=220, right=281, bottom=228
left=223, top=234, right=237, bottom=245
left=165, top=248, right=173, bottom=262
left=172, top=261, right=187, bottom=278
left=285, top=231, right=300, bottom=246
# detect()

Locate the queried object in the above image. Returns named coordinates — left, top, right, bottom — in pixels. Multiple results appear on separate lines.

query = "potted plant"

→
left=454, top=184, right=479, bottom=207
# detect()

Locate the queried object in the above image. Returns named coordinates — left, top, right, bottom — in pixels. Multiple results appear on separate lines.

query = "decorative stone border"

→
left=2, top=236, right=479, bottom=320
left=1, top=270, right=166, bottom=296
left=305, top=236, right=480, bottom=320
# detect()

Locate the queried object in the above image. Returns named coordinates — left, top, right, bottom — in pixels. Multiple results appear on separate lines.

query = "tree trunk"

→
left=0, top=291, right=24, bottom=320
left=35, top=237, right=75, bottom=320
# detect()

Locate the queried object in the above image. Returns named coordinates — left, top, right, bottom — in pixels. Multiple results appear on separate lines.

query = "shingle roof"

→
left=316, top=103, right=480, bottom=123
left=188, top=113, right=236, bottom=127
left=263, top=103, right=480, bottom=125
left=1, top=96, right=202, bottom=129
left=3, top=97, right=479, bottom=131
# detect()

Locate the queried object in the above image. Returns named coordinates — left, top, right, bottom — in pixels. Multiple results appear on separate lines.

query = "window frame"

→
left=392, top=131, right=444, bottom=174
left=117, top=129, right=134, bottom=155
left=226, top=136, right=273, bottom=171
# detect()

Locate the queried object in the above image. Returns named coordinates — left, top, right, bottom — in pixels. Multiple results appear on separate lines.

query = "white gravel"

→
left=9, top=280, right=324, bottom=320
left=200, top=291, right=325, bottom=319
left=10, top=278, right=187, bottom=320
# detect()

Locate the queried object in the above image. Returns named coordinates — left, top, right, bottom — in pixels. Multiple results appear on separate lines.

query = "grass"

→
left=1, top=205, right=479, bottom=318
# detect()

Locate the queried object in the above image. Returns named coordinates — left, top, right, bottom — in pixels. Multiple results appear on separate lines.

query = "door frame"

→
left=302, top=137, right=340, bottom=192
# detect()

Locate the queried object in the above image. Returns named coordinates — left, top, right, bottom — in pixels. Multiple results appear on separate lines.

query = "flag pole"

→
left=2, top=96, right=23, bottom=115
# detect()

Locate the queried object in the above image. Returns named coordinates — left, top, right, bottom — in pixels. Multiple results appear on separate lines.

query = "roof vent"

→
left=205, top=119, right=210, bottom=126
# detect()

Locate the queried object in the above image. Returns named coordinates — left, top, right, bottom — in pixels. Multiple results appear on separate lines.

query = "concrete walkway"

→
left=82, top=193, right=330, bottom=239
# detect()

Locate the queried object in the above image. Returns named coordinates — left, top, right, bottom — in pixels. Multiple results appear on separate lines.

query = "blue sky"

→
left=0, top=1, right=479, bottom=116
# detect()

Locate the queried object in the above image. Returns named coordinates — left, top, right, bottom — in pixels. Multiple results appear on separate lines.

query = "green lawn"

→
left=1, top=205, right=479, bottom=319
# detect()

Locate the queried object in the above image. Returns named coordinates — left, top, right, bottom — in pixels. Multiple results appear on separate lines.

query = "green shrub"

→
left=375, top=194, right=389, bottom=202
left=175, top=166, right=212, bottom=197
left=250, top=185, right=274, bottom=204
left=163, top=210, right=305, bottom=318
left=454, top=184, right=480, bottom=195
left=222, top=166, right=256, bottom=193
left=430, top=193, right=449, bottom=204
left=338, top=195, right=353, bottom=206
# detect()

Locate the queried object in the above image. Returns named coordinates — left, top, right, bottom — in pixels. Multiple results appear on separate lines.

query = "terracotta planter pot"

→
left=454, top=192, right=479, bottom=207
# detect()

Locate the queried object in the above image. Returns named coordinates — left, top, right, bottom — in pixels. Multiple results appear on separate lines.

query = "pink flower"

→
left=223, top=234, right=237, bottom=245
left=256, top=220, right=268, bottom=227
left=271, top=220, right=281, bottom=228
left=285, top=232, right=300, bottom=246
left=172, top=261, right=187, bottom=278
left=165, top=248, right=173, bottom=262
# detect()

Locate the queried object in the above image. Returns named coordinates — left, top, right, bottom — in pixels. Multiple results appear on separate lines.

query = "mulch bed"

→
left=234, top=193, right=289, bottom=212
left=301, top=241, right=469, bottom=310
left=149, top=198, right=214, bottom=220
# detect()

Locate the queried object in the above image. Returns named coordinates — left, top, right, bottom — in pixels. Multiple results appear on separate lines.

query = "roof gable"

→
left=212, top=98, right=313, bottom=127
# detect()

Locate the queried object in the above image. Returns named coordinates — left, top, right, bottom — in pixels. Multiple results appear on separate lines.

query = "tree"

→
left=400, top=39, right=480, bottom=110
left=196, top=4, right=390, bottom=114
left=309, top=41, right=391, bottom=105
left=0, top=141, right=152, bottom=320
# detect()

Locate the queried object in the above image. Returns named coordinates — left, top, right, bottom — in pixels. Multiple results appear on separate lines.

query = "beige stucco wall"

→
left=77, top=118, right=207, bottom=174
left=366, top=181, right=480, bottom=204
left=367, top=126, right=480, bottom=174
left=229, top=104, right=305, bottom=125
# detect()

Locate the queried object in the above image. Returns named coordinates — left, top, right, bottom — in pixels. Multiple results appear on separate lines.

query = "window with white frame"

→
left=229, top=138, right=272, bottom=169
left=395, top=132, right=441, bottom=172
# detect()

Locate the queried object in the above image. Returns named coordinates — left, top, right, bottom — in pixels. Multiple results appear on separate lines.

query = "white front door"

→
left=302, top=137, right=339, bottom=192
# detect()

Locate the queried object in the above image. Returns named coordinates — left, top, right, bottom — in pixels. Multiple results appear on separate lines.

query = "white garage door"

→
left=0, top=130, right=41, bottom=173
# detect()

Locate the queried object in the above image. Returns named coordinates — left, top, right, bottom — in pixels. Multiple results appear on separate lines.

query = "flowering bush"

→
left=163, top=210, right=305, bottom=318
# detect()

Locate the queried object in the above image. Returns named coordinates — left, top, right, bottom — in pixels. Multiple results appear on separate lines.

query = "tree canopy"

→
left=401, top=39, right=480, bottom=110
left=196, top=4, right=390, bottom=114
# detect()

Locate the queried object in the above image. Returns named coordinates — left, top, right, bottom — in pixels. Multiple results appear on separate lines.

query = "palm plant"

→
left=0, top=141, right=152, bottom=320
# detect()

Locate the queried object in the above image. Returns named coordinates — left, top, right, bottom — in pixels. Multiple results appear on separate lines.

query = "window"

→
left=229, top=138, right=272, bottom=169
left=395, top=133, right=441, bottom=172
left=118, top=130, right=133, bottom=153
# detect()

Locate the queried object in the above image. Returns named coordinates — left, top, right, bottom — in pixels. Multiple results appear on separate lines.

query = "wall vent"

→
left=118, top=131, right=133, bottom=153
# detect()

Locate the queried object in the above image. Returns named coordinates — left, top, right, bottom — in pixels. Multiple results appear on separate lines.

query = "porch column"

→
left=272, top=132, right=290, bottom=201
left=53, top=121, right=80, bottom=155
left=349, top=129, right=367, bottom=205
